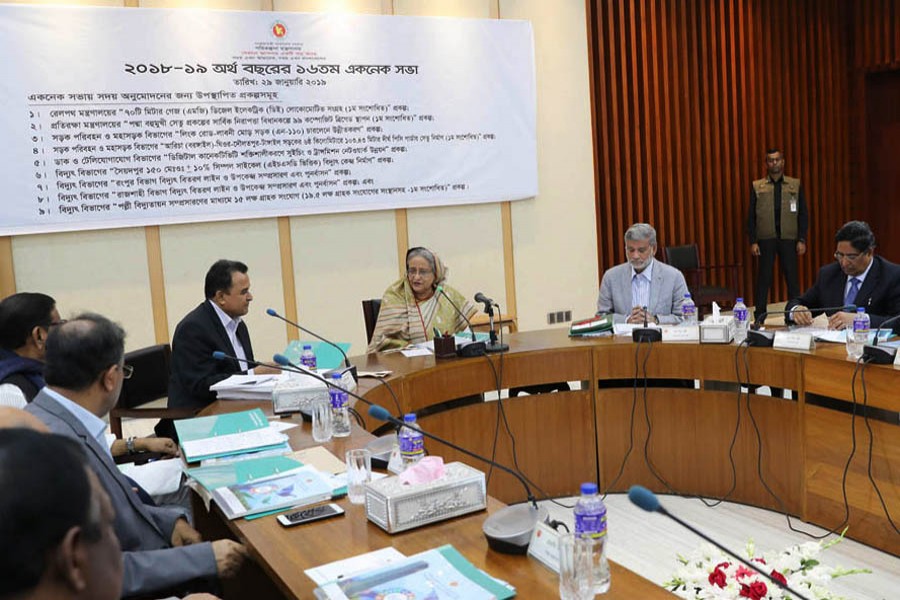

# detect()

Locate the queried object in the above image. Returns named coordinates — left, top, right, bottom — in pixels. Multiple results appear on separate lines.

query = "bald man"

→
left=0, top=406, right=49, bottom=431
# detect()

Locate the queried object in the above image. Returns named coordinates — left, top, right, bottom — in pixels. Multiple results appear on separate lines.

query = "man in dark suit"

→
left=0, top=428, right=123, bottom=600
left=788, top=221, right=900, bottom=330
left=159, top=260, right=278, bottom=438
left=25, top=313, right=247, bottom=598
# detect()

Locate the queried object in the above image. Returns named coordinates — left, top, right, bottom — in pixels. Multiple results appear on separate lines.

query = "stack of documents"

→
left=210, top=373, right=284, bottom=400
left=185, top=446, right=349, bottom=517
left=175, top=408, right=288, bottom=463
left=212, top=464, right=335, bottom=520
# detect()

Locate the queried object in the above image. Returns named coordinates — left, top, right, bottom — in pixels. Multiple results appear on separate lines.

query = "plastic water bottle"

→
left=398, top=413, right=425, bottom=467
left=846, top=307, right=870, bottom=360
left=682, top=293, right=697, bottom=325
left=573, top=482, right=610, bottom=594
left=299, top=344, right=317, bottom=370
left=733, top=297, right=749, bottom=344
left=329, top=373, right=351, bottom=437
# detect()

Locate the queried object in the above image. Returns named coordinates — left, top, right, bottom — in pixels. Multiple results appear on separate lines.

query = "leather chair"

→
left=109, top=343, right=195, bottom=439
left=663, top=244, right=741, bottom=318
left=362, top=298, right=382, bottom=344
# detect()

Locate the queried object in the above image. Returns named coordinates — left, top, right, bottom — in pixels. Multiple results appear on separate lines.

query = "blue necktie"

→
left=844, top=277, right=860, bottom=306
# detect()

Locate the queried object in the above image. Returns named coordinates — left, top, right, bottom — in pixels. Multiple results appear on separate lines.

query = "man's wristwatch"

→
left=126, top=436, right=137, bottom=454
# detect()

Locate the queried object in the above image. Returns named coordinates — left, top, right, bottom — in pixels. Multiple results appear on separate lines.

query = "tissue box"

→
left=700, top=316, right=735, bottom=344
left=365, top=462, right=486, bottom=533
left=271, top=375, right=328, bottom=415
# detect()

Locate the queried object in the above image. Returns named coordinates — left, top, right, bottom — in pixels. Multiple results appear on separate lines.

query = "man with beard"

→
left=597, top=223, right=689, bottom=324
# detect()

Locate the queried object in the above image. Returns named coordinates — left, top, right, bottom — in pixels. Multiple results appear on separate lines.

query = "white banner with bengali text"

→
left=0, top=5, right=536, bottom=235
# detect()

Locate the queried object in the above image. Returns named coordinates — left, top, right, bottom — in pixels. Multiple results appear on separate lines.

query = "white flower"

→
left=667, top=534, right=868, bottom=600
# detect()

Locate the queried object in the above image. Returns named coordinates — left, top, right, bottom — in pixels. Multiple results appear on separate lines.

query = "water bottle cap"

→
left=684, top=293, right=692, bottom=299
left=736, top=297, right=743, bottom=303
left=403, top=413, right=416, bottom=423
left=857, top=307, right=865, bottom=312
left=580, top=482, right=598, bottom=495
left=331, top=373, right=342, bottom=380
left=303, top=344, right=312, bottom=350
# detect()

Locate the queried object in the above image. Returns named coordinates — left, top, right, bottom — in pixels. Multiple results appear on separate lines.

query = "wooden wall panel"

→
left=850, top=0, right=900, bottom=262
left=588, top=0, right=855, bottom=309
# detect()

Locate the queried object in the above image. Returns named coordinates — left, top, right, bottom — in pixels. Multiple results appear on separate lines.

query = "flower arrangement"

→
left=664, top=533, right=870, bottom=600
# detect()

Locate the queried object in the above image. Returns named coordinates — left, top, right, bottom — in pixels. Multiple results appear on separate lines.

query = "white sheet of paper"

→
left=118, top=458, right=183, bottom=496
left=304, top=546, right=407, bottom=585
left=400, top=347, right=432, bottom=357
left=181, top=428, right=288, bottom=460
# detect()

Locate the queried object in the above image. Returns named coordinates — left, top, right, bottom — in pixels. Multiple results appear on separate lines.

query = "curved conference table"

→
left=197, top=328, right=898, bottom=598
left=347, top=329, right=899, bottom=557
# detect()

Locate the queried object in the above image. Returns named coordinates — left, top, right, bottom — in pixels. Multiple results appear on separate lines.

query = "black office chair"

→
left=109, top=343, right=195, bottom=439
left=362, top=298, right=382, bottom=344
left=663, top=244, right=740, bottom=318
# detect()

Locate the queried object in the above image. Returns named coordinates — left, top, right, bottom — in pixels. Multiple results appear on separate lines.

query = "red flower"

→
left=770, top=569, right=787, bottom=586
left=716, top=561, right=731, bottom=570
left=735, top=565, right=755, bottom=580
left=708, top=567, right=728, bottom=588
left=739, top=581, right=769, bottom=600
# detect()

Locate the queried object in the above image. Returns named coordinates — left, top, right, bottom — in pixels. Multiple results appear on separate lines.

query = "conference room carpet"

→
left=542, top=493, right=898, bottom=600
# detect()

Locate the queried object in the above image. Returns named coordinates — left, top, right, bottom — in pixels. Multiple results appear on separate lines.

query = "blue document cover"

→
left=212, top=465, right=333, bottom=519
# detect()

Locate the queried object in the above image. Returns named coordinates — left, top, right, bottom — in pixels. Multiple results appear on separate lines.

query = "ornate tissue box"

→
left=364, top=462, right=487, bottom=533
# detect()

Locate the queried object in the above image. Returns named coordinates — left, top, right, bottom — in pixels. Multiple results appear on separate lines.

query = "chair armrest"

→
left=113, top=451, right=166, bottom=465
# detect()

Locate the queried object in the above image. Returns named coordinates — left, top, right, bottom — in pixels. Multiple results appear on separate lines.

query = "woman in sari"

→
left=367, top=247, right=477, bottom=352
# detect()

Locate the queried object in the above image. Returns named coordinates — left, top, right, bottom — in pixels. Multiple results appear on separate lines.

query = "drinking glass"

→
left=345, top=448, right=372, bottom=504
left=311, top=398, right=332, bottom=443
left=558, top=533, right=601, bottom=599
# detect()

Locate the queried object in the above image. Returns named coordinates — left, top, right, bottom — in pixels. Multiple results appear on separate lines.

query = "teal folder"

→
left=284, top=340, right=352, bottom=371
left=175, top=408, right=269, bottom=442
left=186, top=455, right=303, bottom=492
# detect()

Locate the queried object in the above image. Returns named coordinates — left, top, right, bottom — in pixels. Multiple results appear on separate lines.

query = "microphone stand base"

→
left=457, top=341, right=487, bottom=358
left=863, top=344, right=896, bottom=365
left=484, top=342, right=509, bottom=353
left=747, top=329, right=775, bottom=347
left=632, top=327, right=662, bottom=343
left=482, top=503, right=548, bottom=555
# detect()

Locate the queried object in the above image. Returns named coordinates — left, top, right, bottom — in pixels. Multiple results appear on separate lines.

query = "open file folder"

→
left=175, top=408, right=288, bottom=463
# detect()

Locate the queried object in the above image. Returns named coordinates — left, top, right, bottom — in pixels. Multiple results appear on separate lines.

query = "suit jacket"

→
left=786, top=255, right=900, bottom=329
left=169, top=301, right=255, bottom=410
left=25, top=391, right=217, bottom=598
left=597, top=259, right=689, bottom=324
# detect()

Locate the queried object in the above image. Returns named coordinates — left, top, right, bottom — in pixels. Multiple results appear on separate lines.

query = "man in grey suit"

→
left=597, top=223, right=689, bottom=324
left=26, top=313, right=247, bottom=599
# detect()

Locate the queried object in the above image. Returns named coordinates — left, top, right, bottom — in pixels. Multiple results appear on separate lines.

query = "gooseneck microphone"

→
left=368, top=403, right=546, bottom=554
left=474, top=292, right=495, bottom=316
left=265, top=308, right=358, bottom=382
left=474, top=292, right=509, bottom=353
left=862, top=313, right=900, bottom=364
left=632, top=305, right=662, bottom=343
left=368, top=404, right=536, bottom=507
left=211, top=350, right=275, bottom=371
left=748, top=304, right=856, bottom=347
left=435, top=285, right=486, bottom=357
left=628, top=486, right=812, bottom=600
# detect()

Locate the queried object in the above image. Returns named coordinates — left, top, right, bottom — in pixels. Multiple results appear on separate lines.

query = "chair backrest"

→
left=663, top=244, right=701, bottom=271
left=116, top=343, right=171, bottom=409
left=362, top=299, right=382, bottom=344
